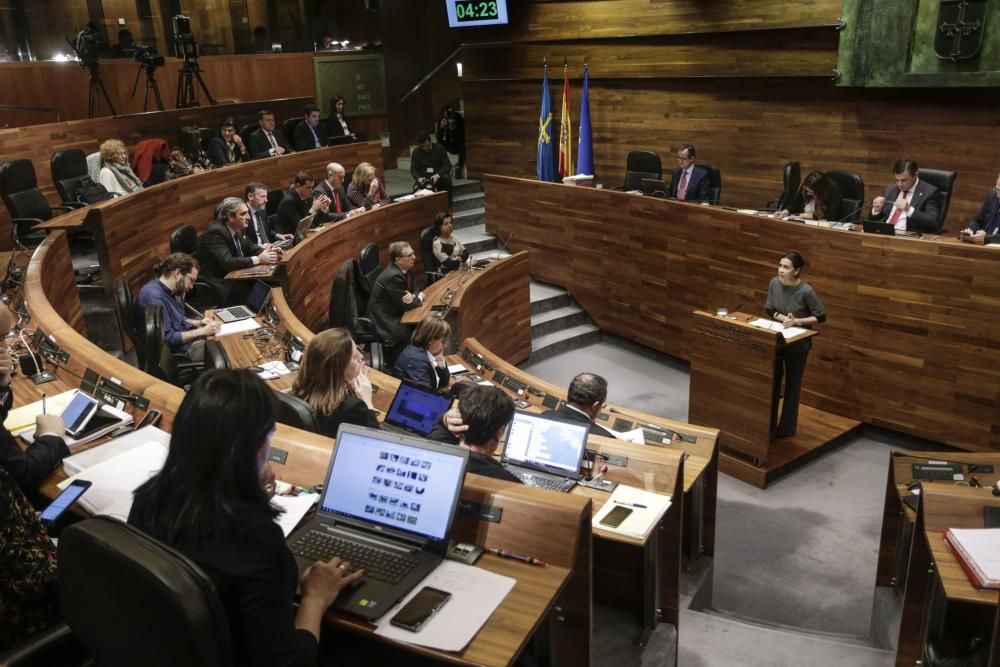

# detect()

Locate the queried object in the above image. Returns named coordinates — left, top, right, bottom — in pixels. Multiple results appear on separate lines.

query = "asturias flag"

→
left=576, top=65, right=593, bottom=177
left=536, top=64, right=556, bottom=182
left=557, top=63, right=572, bottom=179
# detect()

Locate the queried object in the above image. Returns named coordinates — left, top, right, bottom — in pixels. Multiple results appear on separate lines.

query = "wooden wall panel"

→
left=454, top=251, right=533, bottom=365
left=484, top=175, right=1000, bottom=453
left=34, top=231, right=86, bottom=337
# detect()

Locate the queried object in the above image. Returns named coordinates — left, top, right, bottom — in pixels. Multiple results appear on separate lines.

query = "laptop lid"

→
left=641, top=178, right=668, bottom=196
left=246, top=279, right=270, bottom=314
left=501, top=410, right=589, bottom=479
left=383, top=381, right=453, bottom=436
left=863, top=220, right=896, bottom=235
left=293, top=213, right=316, bottom=243
left=317, top=424, right=469, bottom=549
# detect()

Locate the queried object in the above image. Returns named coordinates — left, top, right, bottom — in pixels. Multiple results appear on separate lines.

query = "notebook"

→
left=943, top=528, right=1000, bottom=590
left=213, top=279, right=270, bottom=323
left=287, top=424, right=470, bottom=620
left=500, top=411, right=589, bottom=492
left=382, top=381, right=453, bottom=437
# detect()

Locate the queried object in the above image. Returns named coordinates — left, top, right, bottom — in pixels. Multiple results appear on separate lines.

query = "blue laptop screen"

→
left=384, top=383, right=452, bottom=435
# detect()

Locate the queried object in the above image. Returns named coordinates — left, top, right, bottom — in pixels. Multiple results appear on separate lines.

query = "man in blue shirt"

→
left=134, top=253, right=219, bottom=362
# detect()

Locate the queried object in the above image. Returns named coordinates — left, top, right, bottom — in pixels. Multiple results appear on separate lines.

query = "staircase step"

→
left=453, top=179, right=481, bottom=197
left=530, top=281, right=574, bottom=315
left=396, top=157, right=411, bottom=172
left=529, top=323, right=602, bottom=363
left=531, top=304, right=590, bottom=337
left=452, top=191, right=484, bottom=213
left=453, top=206, right=485, bottom=229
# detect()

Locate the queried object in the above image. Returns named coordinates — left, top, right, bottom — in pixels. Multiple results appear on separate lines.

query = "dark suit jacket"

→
left=313, top=394, right=380, bottom=440
left=668, top=166, right=711, bottom=202
left=195, top=221, right=262, bottom=305
left=313, top=180, right=355, bottom=221
left=870, top=180, right=943, bottom=232
left=0, top=387, right=69, bottom=495
left=540, top=403, right=616, bottom=438
left=968, top=191, right=1000, bottom=235
left=246, top=128, right=292, bottom=160
left=326, top=114, right=354, bottom=139
left=275, top=189, right=332, bottom=236
left=205, top=136, right=246, bottom=167
left=244, top=206, right=277, bottom=245
left=424, top=424, right=522, bottom=484
left=394, top=344, right=450, bottom=390
left=291, top=121, right=330, bottom=152
left=366, top=264, right=422, bottom=348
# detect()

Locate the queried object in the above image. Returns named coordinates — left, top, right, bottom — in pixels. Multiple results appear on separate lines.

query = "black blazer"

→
left=365, top=264, right=422, bottom=348
left=195, top=221, right=261, bottom=304
left=0, top=387, right=69, bottom=496
left=291, top=121, right=330, bottom=152
left=244, top=207, right=277, bottom=245
left=968, top=191, right=1000, bottom=235
left=246, top=128, right=292, bottom=160
left=205, top=136, right=246, bottom=167
left=313, top=180, right=355, bottom=221
left=668, top=166, right=711, bottom=202
left=275, top=189, right=332, bottom=236
left=394, top=344, right=450, bottom=390
left=314, top=394, right=380, bottom=439
left=540, top=403, right=616, bottom=439
left=870, top=180, right=943, bottom=232
left=326, top=113, right=354, bottom=139
left=468, top=453, right=522, bottom=483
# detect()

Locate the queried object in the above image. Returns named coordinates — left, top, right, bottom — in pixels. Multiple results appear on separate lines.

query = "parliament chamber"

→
left=2, top=1, right=1000, bottom=666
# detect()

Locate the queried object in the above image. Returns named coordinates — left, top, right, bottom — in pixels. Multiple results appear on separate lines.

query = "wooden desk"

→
left=224, top=264, right=278, bottom=281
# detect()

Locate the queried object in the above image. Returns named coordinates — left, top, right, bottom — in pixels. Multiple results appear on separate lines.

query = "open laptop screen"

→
left=502, top=411, right=589, bottom=476
left=246, top=279, right=270, bottom=313
left=321, top=427, right=468, bottom=543
left=384, top=382, right=452, bottom=436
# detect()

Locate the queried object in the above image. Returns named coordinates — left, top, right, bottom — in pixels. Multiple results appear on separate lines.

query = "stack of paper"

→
left=216, top=318, right=260, bottom=337
left=63, top=426, right=171, bottom=476
left=592, top=484, right=672, bottom=540
left=944, top=528, right=1000, bottom=589
left=58, top=440, right=169, bottom=519
left=3, top=389, right=76, bottom=435
left=749, top=318, right=808, bottom=341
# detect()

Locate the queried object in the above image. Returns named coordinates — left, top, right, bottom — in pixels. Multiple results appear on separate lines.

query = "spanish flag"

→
left=557, top=61, right=572, bottom=179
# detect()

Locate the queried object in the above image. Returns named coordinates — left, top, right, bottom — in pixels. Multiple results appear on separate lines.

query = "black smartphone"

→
left=40, top=480, right=91, bottom=525
left=599, top=505, right=633, bottom=529
left=430, top=304, right=448, bottom=313
left=135, top=409, right=162, bottom=429
left=389, top=586, right=452, bottom=632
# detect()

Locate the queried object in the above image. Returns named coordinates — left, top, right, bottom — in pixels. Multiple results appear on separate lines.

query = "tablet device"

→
left=60, top=391, right=102, bottom=438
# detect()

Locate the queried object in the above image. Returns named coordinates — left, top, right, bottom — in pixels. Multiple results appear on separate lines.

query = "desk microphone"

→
left=493, top=231, right=513, bottom=261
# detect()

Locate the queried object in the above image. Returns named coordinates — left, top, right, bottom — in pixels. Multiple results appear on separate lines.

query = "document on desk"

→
left=374, top=560, right=515, bottom=651
left=216, top=318, right=260, bottom=337
left=272, top=493, right=319, bottom=537
left=593, top=485, right=672, bottom=540
left=58, top=440, right=168, bottom=519
left=749, top=318, right=808, bottom=341
left=944, top=528, right=1000, bottom=589
left=609, top=427, right=645, bottom=445
left=3, top=389, right=76, bottom=435
left=447, top=363, right=468, bottom=375
left=63, top=426, right=170, bottom=477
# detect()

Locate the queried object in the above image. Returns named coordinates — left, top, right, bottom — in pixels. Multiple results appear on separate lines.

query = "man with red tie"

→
left=314, top=162, right=357, bottom=222
left=870, top=159, right=943, bottom=233
left=667, top=143, right=711, bottom=202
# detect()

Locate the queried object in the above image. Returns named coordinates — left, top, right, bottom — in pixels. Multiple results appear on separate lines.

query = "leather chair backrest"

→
left=170, top=224, right=198, bottom=254
left=329, top=258, right=361, bottom=332
left=58, top=516, right=233, bottom=667
left=622, top=150, right=661, bottom=191
left=0, top=159, right=52, bottom=221
left=696, top=163, right=722, bottom=203
left=917, top=167, right=957, bottom=230
left=198, top=127, right=220, bottom=151
left=838, top=197, right=861, bottom=222
left=420, top=225, right=439, bottom=276
left=274, top=391, right=319, bottom=432
left=113, top=278, right=145, bottom=369
left=203, top=340, right=230, bottom=370
left=239, top=124, right=256, bottom=144
left=359, top=242, right=380, bottom=289
left=777, top=161, right=801, bottom=211
left=825, top=170, right=865, bottom=205
left=281, top=118, right=302, bottom=146
left=50, top=149, right=90, bottom=205
left=266, top=188, right=284, bottom=216
left=144, top=305, right=174, bottom=383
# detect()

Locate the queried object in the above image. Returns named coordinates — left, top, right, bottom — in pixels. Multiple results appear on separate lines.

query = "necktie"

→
left=266, top=132, right=277, bottom=149
left=678, top=170, right=689, bottom=200
left=227, top=142, right=235, bottom=162
left=308, top=124, right=320, bottom=148
left=233, top=233, right=243, bottom=257
left=333, top=189, right=342, bottom=213
left=256, top=211, right=268, bottom=243
left=888, top=190, right=910, bottom=226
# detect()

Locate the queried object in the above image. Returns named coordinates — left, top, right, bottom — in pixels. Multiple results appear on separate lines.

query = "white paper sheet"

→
left=749, top=318, right=808, bottom=340
left=59, top=440, right=168, bottom=518
left=63, top=426, right=171, bottom=476
left=447, top=364, right=468, bottom=374
left=610, top=427, right=645, bottom=444
left=216, top=318, right=260, bottom=337
left=3, top=389, right=76, bottom=435
left=373, top=560, right=515, bottom=652
left=272, top=493, right=319, bottom=537
left=592, top=484, right=672, bottom=540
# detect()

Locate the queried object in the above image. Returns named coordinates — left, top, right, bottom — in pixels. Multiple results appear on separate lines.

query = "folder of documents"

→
left=592, top=484, right=672, bottom=540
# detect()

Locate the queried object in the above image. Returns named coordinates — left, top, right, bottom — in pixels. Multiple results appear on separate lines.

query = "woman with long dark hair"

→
left=780, top=171, right=843, bottom=221
left=325, top=95, right=365, bottom=142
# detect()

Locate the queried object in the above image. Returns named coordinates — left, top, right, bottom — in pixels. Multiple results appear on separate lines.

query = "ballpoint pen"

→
left=487, top=546, right=547, bottom=566
left=41, top=393, right=46, bottom=414
left=614, top=500, right=647, bottom=509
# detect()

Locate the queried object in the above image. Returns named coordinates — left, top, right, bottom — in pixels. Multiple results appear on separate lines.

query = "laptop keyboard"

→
left=224, top=306, right=253, bottom=319
left=509, top=470, right=575, bottom=492
left=289, top=530, right=420, bottom=584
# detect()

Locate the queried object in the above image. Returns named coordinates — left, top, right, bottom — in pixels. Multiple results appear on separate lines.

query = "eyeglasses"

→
left=676, top=155, right=693, bottom=162
left=402, top=253, right=416, bottom=259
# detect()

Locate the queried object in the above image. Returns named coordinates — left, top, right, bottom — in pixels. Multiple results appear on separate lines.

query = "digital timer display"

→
left=446, top=0, right=509, bottom=28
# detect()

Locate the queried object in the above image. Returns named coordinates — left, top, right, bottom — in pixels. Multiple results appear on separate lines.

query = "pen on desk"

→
left=614, top=500, right=647, bottom=509
left=41, top=393, right=46, bottom=414
left=487, top=546, right=547, bottom=567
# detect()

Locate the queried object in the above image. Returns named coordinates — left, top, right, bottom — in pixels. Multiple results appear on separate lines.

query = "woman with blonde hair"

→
left=291, top=328, right=380, bottom=437
left=346, top=161, right=387, bottom=210
left=98, top=139, right=143, bottom=195
left=394, top=316, right=451, bottom=390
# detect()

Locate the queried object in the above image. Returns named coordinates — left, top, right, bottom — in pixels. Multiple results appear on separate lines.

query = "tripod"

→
left=84, top=61, right=117, bottom=118
left=131, top=63, right=164, bottom=112
left=176, top=58, right=216, bottom=108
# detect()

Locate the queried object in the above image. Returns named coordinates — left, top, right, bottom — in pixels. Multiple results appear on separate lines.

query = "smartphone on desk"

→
left=599, top=505, right=633, bottom=529
left=40, top=480, right=91, bottom=526
left=390, top=586, right=451, bottom=632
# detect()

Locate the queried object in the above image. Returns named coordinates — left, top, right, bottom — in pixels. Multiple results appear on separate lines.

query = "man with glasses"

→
left=540, top=373, right=617, bottom=438
left=366, top=241, right=424, bottom=364
left=668, top=144, right=711, bottom=202
left=135, top=253, right=220, bottom=362
left=961, top=173, right=1000, bottom=244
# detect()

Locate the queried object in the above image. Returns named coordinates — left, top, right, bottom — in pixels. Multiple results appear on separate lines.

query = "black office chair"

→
left=266, top=188, right=284, bottom=216
left=696, top=163, right=722, bottom=203
left=169, top=225, right=219, bottom=310
left=824, top=171, right=865, bottom=211
left=50, top=149, right=93, bottom=209
left=768, top=161, right=801, bottom=211
left=359, top=242, right=381, bottom=292
left=238, top=123, right=256, bottom=145
left=918, top=168, right=957, bottom=232
left=281, top=118, right=302, bottom=147
left=274, top=391, right=319, bottom=432
left=197, top=127, right=220, bottom=152
left=169, top=224, right=197, bottom=254
left=58, top=516, right=233, bottom=667
left=0, top=623, right=88, bottom=667
left=618, top=151, right=662, bottom=191
left=0, top=158, right=73, bottom=248
left=329, top=259, right=384, bottom=370
left=420, top=225, right=442, bottom=284
left=113, top=278, right=146, bottom=370
left=144, top=305, right=202, bottom=388
left=203, top=340, right=230, bottom=370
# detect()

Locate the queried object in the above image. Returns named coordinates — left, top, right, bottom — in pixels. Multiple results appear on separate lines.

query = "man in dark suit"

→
left=313, top=162, right=356, bottom=221
left=961, top=173, right=1000, bottom=244
left=246, top=110, right=292, bottom=160
left=667, top=144, right=711, bottom=202
left=870, top=159, right=943, bottom=233
left=195, top=197, right=281, bottom=305
left=291, top=104, right=330, bottom=151
left=366, top=241, right=423, bottom=362
left=427, top=385, right=520, bottom=483
left=206, top=117, right=247, bottom=167
left=409, top=133, right=454, bottom=207
left=244, top=181, right=290, bottom=245
left=275, top=171, right=334, bottom=236
left=541, top=373, right=616, bottom=438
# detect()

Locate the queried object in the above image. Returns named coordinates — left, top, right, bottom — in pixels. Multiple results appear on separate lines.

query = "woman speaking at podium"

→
left=765, top=251, right=826, bottom=438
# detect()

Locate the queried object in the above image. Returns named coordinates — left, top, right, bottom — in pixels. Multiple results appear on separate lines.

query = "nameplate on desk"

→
left=268, top=447, right=288, bottom=465
left=458, top=500, right=502, bottom=523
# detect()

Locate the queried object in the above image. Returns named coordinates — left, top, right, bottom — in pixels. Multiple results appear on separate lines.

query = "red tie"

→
left=888, top=190, right=909, bottom=226
left=333, top=190, right=342, bottom=213
left=678, top=171, right=688, bottom=200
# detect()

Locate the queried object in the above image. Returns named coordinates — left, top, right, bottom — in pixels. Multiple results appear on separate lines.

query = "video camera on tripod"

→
left=65, top=23, right=116, bottom=118
left=132, top=42, right=165, bottom=69
left=172, top=15, right=198, bottom=61
left=130, top=42, right=166, bottom=112
left=172, top=15, right=216, bottom=108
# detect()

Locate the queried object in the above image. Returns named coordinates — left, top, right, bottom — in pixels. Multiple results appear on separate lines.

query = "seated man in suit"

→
left=291, top=104, right=330, bottom=151
left=870, top=159, right=943, bottom=233
left=195, top=197, right=281, bottom=306
left=206, top=117, right=247, bottom=167
left=960, top=172, right=1000, bottom=244
left=246, top=110, right=292, bottom=160
left=428, top=384, right=520, bottom=483
left=313, top=162, right=356, bottom=221
left=244, top=181, right=290, bottom=246
left=409, top=133, right=453, bottom=207
left=275, top=171, right=334, bottom=236
left=366, top=241, right=423, bottom=363
left=134, top=253, right=220, bottom=362
left=541, top=372, right=616, bottom=438
left=668, top=144, right=710, bottom=202
left=0, top=304, right=68, bottom=499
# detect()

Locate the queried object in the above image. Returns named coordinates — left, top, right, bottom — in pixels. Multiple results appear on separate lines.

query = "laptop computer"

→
left=500, top=411, right=589, bottom=492
left=287, top=424, right=470, bottom=620
left=381, top=380, right=453, bottom=437
left=274, top=213, right=316, bottom=251
left=862, top=220, right=896, bottom=236
left=641, top=178, right=669, bottom=197
left=212, top=279, right=270, bottom=323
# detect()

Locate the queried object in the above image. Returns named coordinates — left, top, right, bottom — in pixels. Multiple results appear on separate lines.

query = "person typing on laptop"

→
left=129, top=370, right=364, bottom=666
left=427, top=385, right=520, bottom=483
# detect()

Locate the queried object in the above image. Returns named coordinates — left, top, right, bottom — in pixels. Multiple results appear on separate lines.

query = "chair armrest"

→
left=11, top=217, right=45, bottom=226
left=355, top=316, right=380, bottom=342
left=0, top=623, right=77, bottom=666
left=62, top=202, right=87, bottom=210
left=51, top=205, right=77, bottom=214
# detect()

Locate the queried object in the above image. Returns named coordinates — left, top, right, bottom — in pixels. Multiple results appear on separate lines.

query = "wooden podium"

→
left=688, top=310, right=859, bottom=488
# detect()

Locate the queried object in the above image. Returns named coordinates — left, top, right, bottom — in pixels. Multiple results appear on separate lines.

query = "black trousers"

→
left=774, top=340, right=811, bottom=437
